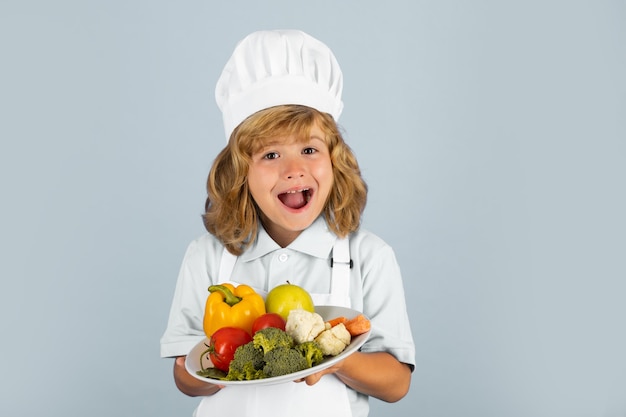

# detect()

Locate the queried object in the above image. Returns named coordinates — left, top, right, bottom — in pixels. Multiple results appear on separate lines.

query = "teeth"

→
left=285, top=188, right=309, bottom=194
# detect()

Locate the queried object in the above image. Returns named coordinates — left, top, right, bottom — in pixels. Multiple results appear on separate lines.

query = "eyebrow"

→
left=261, top=134, right=324, bottom=147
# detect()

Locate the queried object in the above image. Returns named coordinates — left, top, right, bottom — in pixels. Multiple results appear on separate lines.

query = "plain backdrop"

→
left=1, top=1, right=625, bottom=416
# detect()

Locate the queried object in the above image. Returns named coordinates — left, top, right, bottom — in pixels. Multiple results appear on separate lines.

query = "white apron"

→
left=193, top=238, right=353, bottom=417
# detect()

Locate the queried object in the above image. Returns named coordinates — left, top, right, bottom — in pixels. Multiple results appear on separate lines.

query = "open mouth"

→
left=278, top=188, right=312, bottom=209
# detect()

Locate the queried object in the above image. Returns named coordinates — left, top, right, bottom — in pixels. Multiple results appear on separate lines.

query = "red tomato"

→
left=207, top=327, right=252, bottom=372
left=251, top=313, right=286, bottom=334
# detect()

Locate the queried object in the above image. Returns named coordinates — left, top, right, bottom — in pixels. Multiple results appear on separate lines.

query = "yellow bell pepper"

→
left=203, top=283, right=266, bottom=337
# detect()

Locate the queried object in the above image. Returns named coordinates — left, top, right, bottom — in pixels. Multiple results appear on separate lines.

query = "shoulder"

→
left=175, top=233, right=228, bottom=287
left=349, top=227, right=394, bottom=256
left=348, top=227, right=400, bottom=272
left=182, top=232, right=225, bottom=263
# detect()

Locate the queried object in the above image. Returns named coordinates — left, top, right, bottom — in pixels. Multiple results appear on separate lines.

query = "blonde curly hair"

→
left=203, top=105, right=367, bottom=255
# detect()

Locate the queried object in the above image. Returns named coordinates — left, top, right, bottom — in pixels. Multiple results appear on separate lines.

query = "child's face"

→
left=247, top=123, right=333, bottom=247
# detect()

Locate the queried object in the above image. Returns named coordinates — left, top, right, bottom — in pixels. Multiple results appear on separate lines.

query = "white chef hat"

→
left=215, top=30, right=344, bottom=140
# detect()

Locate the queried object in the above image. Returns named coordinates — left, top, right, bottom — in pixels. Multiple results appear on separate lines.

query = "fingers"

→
left=293, top=373, right=321, bottom=385
left=299, top=368, right=330, bottom=385
left=304, top=373, right=323, bottom=385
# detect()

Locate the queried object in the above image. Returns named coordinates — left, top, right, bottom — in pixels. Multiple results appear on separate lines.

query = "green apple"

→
left=265, top=282, right=314, bottom=321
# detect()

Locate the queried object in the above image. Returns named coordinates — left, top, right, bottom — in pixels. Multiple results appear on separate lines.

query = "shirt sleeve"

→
left=159, top=236, right=220, bottom=358
left=355, top=235, right=416, bottom=370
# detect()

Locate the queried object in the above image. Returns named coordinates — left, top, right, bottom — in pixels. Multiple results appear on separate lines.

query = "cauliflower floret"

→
left=285, top=308, right=326, bottom=344
left=314, top=323, right=351, bottom=356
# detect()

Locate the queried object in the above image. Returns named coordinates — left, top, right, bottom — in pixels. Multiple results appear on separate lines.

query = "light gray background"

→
left=1, top=1, right=624, bottom=416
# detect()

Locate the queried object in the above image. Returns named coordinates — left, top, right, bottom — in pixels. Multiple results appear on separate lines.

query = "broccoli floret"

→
left=294, top=341, right=325, bottom=368
left=225, top=361, right=266, bottom=381
left=224, top=342, right=266, bottom=381
left=262, top=347, right=309, bottom=377
left=253, top=327, right=294, bottom=354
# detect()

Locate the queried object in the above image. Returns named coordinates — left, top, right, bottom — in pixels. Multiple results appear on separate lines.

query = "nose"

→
left=282, top=156, right=305, bottom=180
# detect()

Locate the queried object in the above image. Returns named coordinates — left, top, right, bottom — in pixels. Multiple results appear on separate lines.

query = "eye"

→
left=302, top=147, right=316, bottom=155
left=263, top=151, right=279, bottom=160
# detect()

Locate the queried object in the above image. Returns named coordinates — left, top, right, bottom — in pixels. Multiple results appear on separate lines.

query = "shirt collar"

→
left=239, top=216, right=337, bottom=262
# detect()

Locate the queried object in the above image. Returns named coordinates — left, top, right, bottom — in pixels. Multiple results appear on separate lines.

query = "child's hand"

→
left=174, top=356, right=225, bottom=395
left=294, top=358, right=346, bottom=386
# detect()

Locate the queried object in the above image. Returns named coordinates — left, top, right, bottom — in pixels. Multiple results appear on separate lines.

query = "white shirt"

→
left=160, top=216, right=416, bottom=416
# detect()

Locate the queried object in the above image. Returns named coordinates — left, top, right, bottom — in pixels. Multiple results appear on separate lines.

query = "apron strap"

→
left=218, top=248, right=238, bottom=282
left=330, top=237, right=351, bottom=300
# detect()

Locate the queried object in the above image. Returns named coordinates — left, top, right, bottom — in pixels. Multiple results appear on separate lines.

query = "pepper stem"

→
left=208, top=284, right=242, bottom=306
left=199, top=343, right=212, bottom=371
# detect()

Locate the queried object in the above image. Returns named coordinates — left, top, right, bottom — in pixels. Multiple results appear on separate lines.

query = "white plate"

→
left=185, top=305, right=370, bottom=386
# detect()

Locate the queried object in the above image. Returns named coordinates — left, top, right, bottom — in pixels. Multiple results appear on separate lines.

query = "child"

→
left=160, top=30, right=415, bottom=417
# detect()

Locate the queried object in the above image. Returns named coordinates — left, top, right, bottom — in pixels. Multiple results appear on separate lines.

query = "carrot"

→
left=326, top=316, right=348, bottom=328
left=344, top=314, right=371, bottom=336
